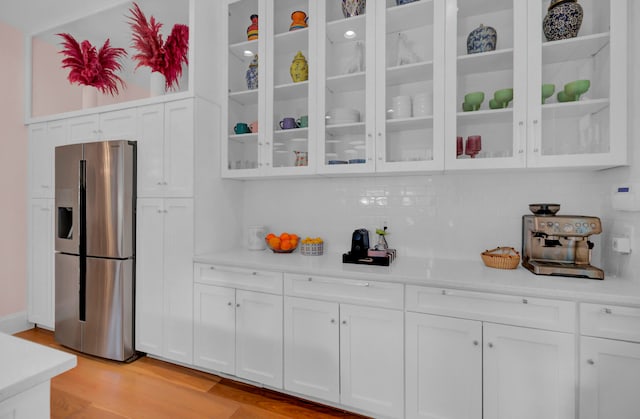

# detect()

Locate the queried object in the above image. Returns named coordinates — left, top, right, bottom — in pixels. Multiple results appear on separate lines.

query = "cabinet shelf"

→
left=386, top=116, right=434, bottom=132
left=229, top=89, right=258, bottom=106
left=458, top=48, right=514, bottom=76
left=274, top=81, right=309, bottom=101
left=275, top=27, right=309, bottom=53
left=326, top=15, right=366, bottom=44
left=274, top=127, right=309, bottom=141
left=229, top=133, right=257, bottom=144
left=387, top=61, right=434, bottom=85
left=386, top=0, right=434, bottom=33
left=542, top=33, right=610, bottom=65
left=326, top=122, right=366, bottom=136
left=457, top=0, right=513, bottom=18
left=457, top=108, right=513, bottom=125
left=229, top=39, right=259, bottom=60
left=326, top=72, right=365, bottom=93
left=541, top=98, right=610, bottom=120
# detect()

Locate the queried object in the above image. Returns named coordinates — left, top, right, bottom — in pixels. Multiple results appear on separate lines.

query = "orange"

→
left=290, top=238, right=298, bottom=248
left=279, top=232, right=290, bottom=241
left=265, top=233, right=276, bottom=240
left=268, top=237, right=281, bottom=250
left=280, top=239, right=292, bottom=250
left=290, top=234, right=299, bottom=241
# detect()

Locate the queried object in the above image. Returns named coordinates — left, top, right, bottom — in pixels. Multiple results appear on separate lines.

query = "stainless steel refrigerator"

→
left=54, top=140, right=136, bottom=362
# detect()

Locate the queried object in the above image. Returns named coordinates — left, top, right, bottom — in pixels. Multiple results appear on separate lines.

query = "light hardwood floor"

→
left=14, top=328, right=368, bottom=419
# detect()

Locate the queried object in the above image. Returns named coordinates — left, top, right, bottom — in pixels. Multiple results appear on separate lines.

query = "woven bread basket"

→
left=481, top=247, right=521, bottom=269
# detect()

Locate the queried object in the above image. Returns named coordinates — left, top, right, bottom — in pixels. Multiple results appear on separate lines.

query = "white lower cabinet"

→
left=284, top=296, right=404, bottom=418
left=406, top=286, right=576, bottom=419
left=27, top=199, right=54, bottom=329
left=136, top=198, right=194, bottom=364
left=405, top=312, right=482, bottom=419
left=193, top=265, right=283, bottom=389
left=579, top=303, right=640, bottom=419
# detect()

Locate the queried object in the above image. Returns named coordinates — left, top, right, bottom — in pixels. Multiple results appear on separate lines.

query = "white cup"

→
left=413, top=93, right=433, bottom=117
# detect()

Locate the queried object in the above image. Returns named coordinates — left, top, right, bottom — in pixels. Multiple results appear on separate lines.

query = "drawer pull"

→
left=236, top=303, right=240, bottom=308
left=331, top=319, right=336, bottom=324
left=441, top=290, right=447, bottom=296
left=342, top=320, right=347, bottom=325
left=587, top=359, right=595, bottom=365
left=355, top=282, right=370, bottom=287
left=209, top=266, right=215, bottom=270
left=488, top=342, right=494, bottom=348
left=522, top=298, right=528, bottom=304
left=252, top=271, right=257, bottom=276
left=602, top=308, right=612, bottom=314
left=305, top=277, right=369, bottom=288
left=307, top=277, right=313, bottom=281
left=227, top=302, right=232, bottom=306
left=473, top=340, right=479, bottom=346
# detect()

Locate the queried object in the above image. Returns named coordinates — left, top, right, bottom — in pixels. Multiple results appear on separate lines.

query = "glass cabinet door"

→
left=267, top=0, right=316, bottom=174
left=445, top=0, right=526, bottom=170
left=226, top=0, right=263, bottom=176
left=375, top=0, right=445, bottom=173
left=317, top=0, right=376, bottom=173
left=527, top=0, right=626, bottom=168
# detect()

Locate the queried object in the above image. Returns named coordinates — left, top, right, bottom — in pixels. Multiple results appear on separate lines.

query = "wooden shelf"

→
left=326, top=72, right=366, bottom=93
left=386, top=0, right=434, bottom=33
left=457, top=108, right=513, bottom=125
left=386, top=116, right=434, bottom=132
left=542, top=98, right=610, bottom=119
left=229, top=39, right=259, bottom=61
left=229, top=89, right=258, bottom=106
left=542, top=33, right=610, bottom=65
left=229, top=133, right=258, bottom=145
left=325, top=122, right=366, bottom=136
left=386, top=61, right=433, bottom=85
left=275, top=27, right=309, bottom=53
left=326, top=15, right=366, bottom=44
left=457, top=48, right=514, bottom=76
left=273, top=127, right=309, bottom=141
left=274, top=81, right=309, bottom=101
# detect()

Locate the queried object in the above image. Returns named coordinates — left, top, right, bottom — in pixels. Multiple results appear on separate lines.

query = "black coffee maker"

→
left=350, top=228, right=370, bottom=257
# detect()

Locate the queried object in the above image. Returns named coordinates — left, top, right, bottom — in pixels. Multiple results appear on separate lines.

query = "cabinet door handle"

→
left=330, top=319, right=336, bottom=324
left=587, top=359, right=595, bottom=365
left=602, top=308, right=612, bottom=314
left=355, top=282, right=370, bottom=287
left=252, top=271, right=257, bottom=275
left=236, top=303, right=240, bottom=308
left=532, top=119, right=540, bottom=153
left=41, top=185, right=49, bottom=188
left=522, top=298, right=528, bottom=304
left=209, top=266, right=216, bottom=270
left=227, top=302, right=232, bottom=306
left=342, top=320, right=347, bottom=325
left=488, top=342, right=494, bottom=348
left=157, top=181, right=163, bottom=185
left=473, top=340, right=479, bottom=346
left=441, top=290, right=448, bottom=296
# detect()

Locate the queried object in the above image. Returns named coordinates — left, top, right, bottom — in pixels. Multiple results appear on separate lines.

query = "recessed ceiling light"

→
left=344, top=30, right=356, bottom=39
left=244, top=50, right=254, bottom=56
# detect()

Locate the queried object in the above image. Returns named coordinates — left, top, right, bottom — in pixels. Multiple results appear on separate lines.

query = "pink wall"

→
left=0, top=21, right=27, bottom=317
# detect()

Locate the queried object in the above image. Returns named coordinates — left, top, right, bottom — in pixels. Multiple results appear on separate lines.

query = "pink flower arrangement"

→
left=127, top=2, right=189, bottom=91
left=57, top=33, right=127, bottom=95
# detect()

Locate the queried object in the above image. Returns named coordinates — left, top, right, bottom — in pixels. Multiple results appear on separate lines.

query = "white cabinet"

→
left=405, top=312, right=482, bottom=419
left=483, top=323, right=575, bottom=419
left=67, top=108, right=137, bottom=144
left=223, top=0, right=318, bottom=177
left=137, top=99, right=194, bottom=197
left=28, top=121, right=66, bottom=199
left=445, top=0, right=627, bottom=170
left=193, top=264, right=283, bottom=388
left=136, top=198, right=194, bottom=364
left=579, top=303, right=640, bottom=419
left=283, top=275, right=404, bottom=418
left=27, top=199, right=54, bottom=329
left=405, top=286, right=576, bottom=419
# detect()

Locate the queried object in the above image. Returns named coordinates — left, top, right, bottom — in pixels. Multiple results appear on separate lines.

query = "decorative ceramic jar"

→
left=246, top=55, right=258, bottom=89
left=543, top=0, right=583, bottom=41
left=466, top=24, right=497, bottom=54
left=247, top=14, right=258, bottom=40
left=342, top=0, right=366, bottom=18
left=290, top=11, right=308, bottom=31
left=290, top=51, right=308, bottom=83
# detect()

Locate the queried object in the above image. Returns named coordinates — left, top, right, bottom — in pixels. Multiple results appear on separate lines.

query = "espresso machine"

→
left=522, top=204, right=604, bottom=279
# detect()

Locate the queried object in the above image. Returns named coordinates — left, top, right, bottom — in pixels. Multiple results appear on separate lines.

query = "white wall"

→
left=242, top=3, right=640, bottom=281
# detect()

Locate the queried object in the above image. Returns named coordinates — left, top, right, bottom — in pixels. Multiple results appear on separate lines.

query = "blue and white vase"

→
left=246, top=55, right=258, bottom=90
left=543, top=0, right=583, bottom=41
left=342, top=0, right=365, bottom=18
left=396, top=0, right=419, bottom=5
left=466, top=24, right=497, bottom=54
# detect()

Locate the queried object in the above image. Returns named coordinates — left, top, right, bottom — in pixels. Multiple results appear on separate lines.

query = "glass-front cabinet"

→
left=445, top=0, right=627, bottom=170
left=223, top=0, right=627, bottom=178
left=224, top=0, right=316, bottom=178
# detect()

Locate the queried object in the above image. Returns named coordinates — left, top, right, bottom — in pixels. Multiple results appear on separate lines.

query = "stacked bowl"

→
left=326, top=108, right=360, bottom=125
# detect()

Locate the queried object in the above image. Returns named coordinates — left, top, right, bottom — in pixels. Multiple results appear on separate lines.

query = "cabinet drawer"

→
left=194, top=263, right=282, bottom=294
left=284, top=273, right=403, bottom=309
left=580, top=303, right=640, bottom=342
left=406, top=285, right=576, bottom=332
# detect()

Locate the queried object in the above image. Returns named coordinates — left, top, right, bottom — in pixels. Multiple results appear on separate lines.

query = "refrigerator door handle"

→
left=79, top=159, right=86, bottom=322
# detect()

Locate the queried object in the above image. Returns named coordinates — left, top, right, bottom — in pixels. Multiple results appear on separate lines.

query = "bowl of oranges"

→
left=265, top=232, right=299, bottom=253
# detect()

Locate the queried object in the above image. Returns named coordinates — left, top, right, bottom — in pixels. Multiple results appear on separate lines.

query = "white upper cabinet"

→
left=223, top=0, right=317, bottom=178
left=445, top=0, right=627, bottom=170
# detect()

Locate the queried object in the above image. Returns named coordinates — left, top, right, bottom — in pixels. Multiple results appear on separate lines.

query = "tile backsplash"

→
left=243, top=170, right=618, bottom=269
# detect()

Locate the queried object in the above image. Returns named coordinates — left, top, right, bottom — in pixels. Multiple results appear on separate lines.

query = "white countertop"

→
left=195, top=250, right=640, bottom=306
left=0, top=333, right=77, bottom=403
